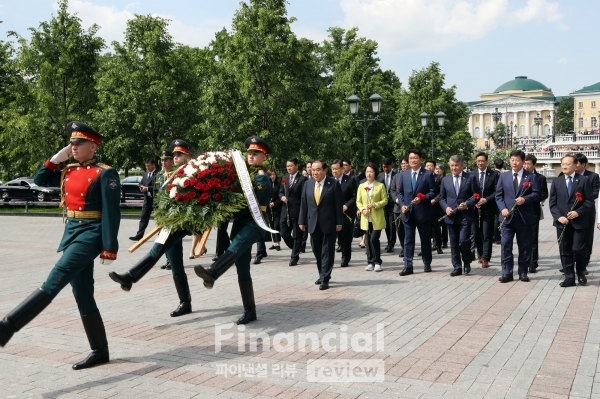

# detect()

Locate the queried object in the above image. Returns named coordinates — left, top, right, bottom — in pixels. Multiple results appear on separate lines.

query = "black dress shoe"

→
left=437, top=247, right=443, bottom=254
left=399, top=268, right=413, bottom=276
left=340, top=263, right=349, bottom=267
left=499, top=274, right=514, bottom=283
left=336, top=245, right=342, bottom=252
left=464, top=264, right=471, bottom=275
left=170, top=301, right=192, bottom=317
left=386, top=246, right=394, bottom=253
left=301, top=245, right=306, bottom=253
left=560, top=279, right=576, bottom=287
left=269, top=245, right=277, bottom=250
left=319, top=281, right=329, bottom=290
left=315, top=279, right=321, bottom=285
left=289, top=260, right=298, bottom=266
left=559, top=268, right=564, bottom=273
left=417, top=251, right=422, bottom=256
left=424, top=265, right=432, bottom=273
left=528, top=267, right=538, bottom=274
left=275, top=246, right=281, bottom=251
left=584, top=268, right=589, bottom=275
left=72, top=346, right=109, bottom=370
left=450, top=269, right=462, bottom=277
left=519, top=273, right=530, bottom=282
left=253, top=256, right=262, bottom=265
left=578, top=274, right=587, bottom=285
left=165, top=264, right=171, bottom=270
left=128, top=235, right=142, bottom=242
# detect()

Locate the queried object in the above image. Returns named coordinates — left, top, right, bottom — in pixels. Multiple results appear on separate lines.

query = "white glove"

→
left=50, top=144, right=72, bottom=164
left=99, top=259, right=113, bottom=265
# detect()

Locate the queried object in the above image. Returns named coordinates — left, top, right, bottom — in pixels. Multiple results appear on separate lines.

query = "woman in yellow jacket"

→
left=356, top=162, right=388, bottom=271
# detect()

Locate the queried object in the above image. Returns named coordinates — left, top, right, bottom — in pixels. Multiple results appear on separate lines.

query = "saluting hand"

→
left=50, top=144, right=72, bottom=164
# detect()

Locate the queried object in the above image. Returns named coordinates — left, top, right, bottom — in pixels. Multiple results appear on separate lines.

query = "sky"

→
left=0, top=0, right=597, bottom=102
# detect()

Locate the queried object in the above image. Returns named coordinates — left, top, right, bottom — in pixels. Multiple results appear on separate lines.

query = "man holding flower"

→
left=495, top=150, right=541, bottom=283
left=549, top=154, right=594, bottom=287
left=439, top=155, right=480, bottom=276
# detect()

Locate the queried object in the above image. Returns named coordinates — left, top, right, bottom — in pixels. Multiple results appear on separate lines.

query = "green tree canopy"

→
left=555, top=96, right=574, bottom=134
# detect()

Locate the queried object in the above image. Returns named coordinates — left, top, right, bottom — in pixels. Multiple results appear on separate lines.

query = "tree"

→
left=199, top=0, right=330, bottom=168
left=555, top=96, right=574, bottom=134
left=393, top=62, right=471, bottom=164
left=487, top=122, right=507, bottom=148
left=0, top=0, right=104, bottom=177
left=318, top=27, right=401, bottom=168
left=93, top=15, right=204, bottom=171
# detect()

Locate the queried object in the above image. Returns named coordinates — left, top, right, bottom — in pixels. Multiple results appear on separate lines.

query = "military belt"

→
left=66, top=210, right=102, bottom=219
left=260, top=206, right=267, bottom=212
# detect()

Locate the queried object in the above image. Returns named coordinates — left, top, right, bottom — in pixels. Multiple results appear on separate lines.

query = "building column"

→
left=550, top=109, right=555, bottom=135
left=480, top=112, right=484, bottom=140
left=525, top=111, right=530, bottom=137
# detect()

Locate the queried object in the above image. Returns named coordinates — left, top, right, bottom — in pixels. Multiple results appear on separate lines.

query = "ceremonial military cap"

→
left=67, top=121, right=104, bottom=144
left=171, top=139, right=192, bottom=155
left=160, top=150, right=173, bottom=160
left=245, top=136, right=271, bottom=155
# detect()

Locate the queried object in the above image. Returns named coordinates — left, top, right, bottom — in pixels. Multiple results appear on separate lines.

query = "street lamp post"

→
left=420, top=111, right=446, bottom=160
left=505, top=122, right=517, bottom=148
left=347, top=93, right=383, bottom=167
left=534, top=112, right=543, bottom=138
left=491, top=107, right=502, bottom=126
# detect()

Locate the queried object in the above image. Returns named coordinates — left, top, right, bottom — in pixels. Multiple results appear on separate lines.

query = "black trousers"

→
left=530, top=214, right=541, bottom=268
left=431, top=218, right=442, bottom=248
left=473, top=212, right=495, bottom=261
left=311, top=223, right=336, bottom=282
left=340, top=214, right=354, bottom=264
left=448, top=219, right=472, bottom=270
left=281, top=217, right=303, bottom=261
left=557, top=225, right=587, bottom=280
left=584, top=218, right=595, bottom=267
left=215, top=220, right=230, bottom=256
left=394, top=213, right=405, bottom=248
left=135, top=197, right=153, bottom=237
left=365, top=224, right=382, bottom=265
left=383, top=207, right=396, bottom=248
left=267, top=209, right=281, bottom=242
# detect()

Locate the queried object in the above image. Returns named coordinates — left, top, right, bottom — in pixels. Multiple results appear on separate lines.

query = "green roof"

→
left=494, top=76, right=550, bottom=93
left=574, top=82, right=600, bottom=93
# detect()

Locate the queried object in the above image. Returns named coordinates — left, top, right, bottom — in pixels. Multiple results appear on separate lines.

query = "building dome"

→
left=494, top=76, right=550, bottom=93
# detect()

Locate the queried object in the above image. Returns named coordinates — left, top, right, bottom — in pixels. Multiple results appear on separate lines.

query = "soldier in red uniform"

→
left=0, top=122, right=121, bottom=370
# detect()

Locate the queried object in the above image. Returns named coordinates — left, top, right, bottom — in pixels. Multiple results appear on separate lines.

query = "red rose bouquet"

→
left=438, top=193, right=481, bottom=222
left=154, top=151, right=246, bottom=233
left=557, top=191, right=583, bottom=245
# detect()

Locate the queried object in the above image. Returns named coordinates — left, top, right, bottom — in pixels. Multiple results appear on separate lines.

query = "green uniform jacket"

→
left=234, top=168, right=272, bottom=227
left=34, top=158, right=121, bottom=259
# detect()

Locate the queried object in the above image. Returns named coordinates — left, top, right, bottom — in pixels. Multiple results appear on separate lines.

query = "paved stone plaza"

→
left=0, top=208, right=599, bottom=399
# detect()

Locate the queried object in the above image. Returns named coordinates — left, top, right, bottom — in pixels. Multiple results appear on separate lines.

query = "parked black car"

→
left=0, top=178, right=61, bottom=202
left=120, top=175, right=144, bottom=202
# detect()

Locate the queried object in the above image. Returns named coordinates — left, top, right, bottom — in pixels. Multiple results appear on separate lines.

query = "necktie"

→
left=513, top=173, right=518, bottom=194
left=480, top=171, right=484, bottom=191
left=385, top=173, right=390, bottom=190
left=454, top=175, right=460, bottom=195
left=567, top=176, right=572, bottom=196
left=338, top=178, right=342, bottom=185
left=289, top=175, right=294, bottom=187
left=412, top=172, right=417, bottom=191
left=315, top=181, right=321, bottom=205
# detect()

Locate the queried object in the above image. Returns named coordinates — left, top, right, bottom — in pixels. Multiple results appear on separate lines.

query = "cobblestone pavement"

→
left=0, top=206, right=599, bottom=399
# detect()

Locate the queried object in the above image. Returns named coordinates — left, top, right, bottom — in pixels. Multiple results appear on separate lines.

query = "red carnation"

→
left=223, top=179, right=231, bottom=186
left=523, top=182, right=533, bottom=188
left=281, top=178, right=287, bottom=185
left=473, top=193, right=481, bottom=200
left=183, top=179, right=191, bottom=188
left=416, top=193, right=426, bottom=200
left=230, top=185, right=236, bottom=192
left=175, top=193, right=183, bottom=202
left=177, top=168, right=184, bottom=176
left=194, top=183, right=202, bottom=190
left=225, top=162, right=233, bottom=168
left=575, top=192, right=583, bottom=202
left=190, top=178, right=198, bottom=186
left=200, top=192, right=209, bottom=202
left=364, top=187, right=371, bottom=192
left=213, top=193, right=223, bottom=202
left=212, top=163, right=220, bottom=169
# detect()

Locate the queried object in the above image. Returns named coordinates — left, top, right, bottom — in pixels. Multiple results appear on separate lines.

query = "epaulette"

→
left=96, top=163, right=112, bottom=170
left=258, top=169, right=265, bottom=175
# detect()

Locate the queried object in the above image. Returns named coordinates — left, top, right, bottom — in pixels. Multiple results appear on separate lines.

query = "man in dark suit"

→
left=331, top=159, right=357, bottom=267
left=377, top=157, right=397, bottom=253
left=299, top=159, right=343, bottom=290
left=549, top=154, right=594, bottom=287
left=342, top=157, right=359, bottom=184
left=471, top=152, right=499, bottom=269
left=280, top=157, right=307, bottom=266
left=574, top=153, right=599, bottom=275
left=523, top=154, right=549, bottom=273
left=439, top=155, right=480, bottom=276
left=425, top=159, right=444, bottom=254
left=495, top=150, right=541, bottom=283
left=129, top=158, right=157, bottom=241
left=395, top=149, right=439, bottom=276
left=391, top=157, right=409, bottom=257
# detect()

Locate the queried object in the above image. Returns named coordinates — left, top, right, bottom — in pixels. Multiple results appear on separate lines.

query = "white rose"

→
left=199, top=164, right=208, bottom=172
left=172, top=177, right=181, bottom=186
left=179, top=177, right=188, bottom=187
left=184, top=164, right=198, bottom=177
left=169, top=187, right=177, bottom=198
left=206, top=156, right=216, bottom=164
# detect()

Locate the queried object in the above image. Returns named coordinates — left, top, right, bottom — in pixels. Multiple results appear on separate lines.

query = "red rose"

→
left=177, top=168, right=184, bottom=176
left=523, top=182, right=533, bottom=188
left=575, top=192, right=583, bottom=202
left=183, top=179, right=191, bottom=188
left=198, top=197, right=208, bottom=205
left=175, top=193, right=183, bottom=202
left=281, top=178, right=287, bottom=185
left=200, top=192, right=209, bottom=202
left=225, top=162, right=233, bottom=168
left=167, top=185, right=174, bottom=192
left=230, top=185, right=236, bottom=192
left=190, top=178, right=198, bottom=186
left=416, top=193, right=426, bottom=200
left=473, top=193, right=481, bottom=200
left=194, top=183, right=202, bottom=190
left=223, top=179, right=231, bottom=186
left=213, top=193, right=223, bottom=202
left=364, top=187, right=371, bottom=192
left=212, top=163, right=220, bottom=169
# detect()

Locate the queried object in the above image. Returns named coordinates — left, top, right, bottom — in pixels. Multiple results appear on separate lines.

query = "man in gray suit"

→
left=299, top=159, right=343, bottom=290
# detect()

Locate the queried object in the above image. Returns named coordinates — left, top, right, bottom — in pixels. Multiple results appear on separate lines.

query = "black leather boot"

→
left=171, top=274, right=192, bottom=317
left=108, top=254, right=154, bottom=292
left=72, top=310, right=109, bottom=370
left=194, top=251, right=236, bottom=289
left=0, top=289, right=52, bottom=347
left=237, top=279, right=257, bottom=325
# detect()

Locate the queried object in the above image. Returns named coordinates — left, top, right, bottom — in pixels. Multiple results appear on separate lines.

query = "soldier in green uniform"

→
left=194, top=136, right=272, bottom=325
left=157, top=150, right=174, bottom=270
left=0, top=122, right=121, bottom=371
left=108, top=140, right=194, bottom=317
